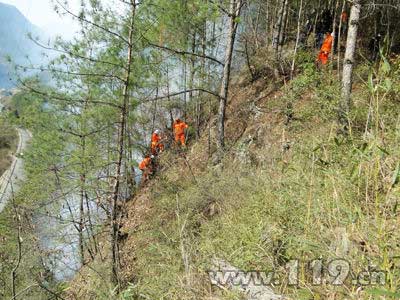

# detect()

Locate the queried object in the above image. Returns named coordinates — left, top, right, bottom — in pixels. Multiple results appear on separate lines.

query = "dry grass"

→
left=65, top=57, right=400, bottom=299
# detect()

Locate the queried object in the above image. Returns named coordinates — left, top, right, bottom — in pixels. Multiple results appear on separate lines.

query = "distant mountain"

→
left=0, top=2, right=45, bottom=88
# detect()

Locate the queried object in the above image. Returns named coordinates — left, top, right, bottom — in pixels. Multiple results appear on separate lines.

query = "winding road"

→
left=0, top=128, right=31, bottom=213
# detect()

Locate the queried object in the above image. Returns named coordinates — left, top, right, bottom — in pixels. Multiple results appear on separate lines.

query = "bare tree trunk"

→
left=272, top=0, right=288, bottom=77
left=272, top=0, right=286, bottom=56
left=244, top=37, right=256, bottom=81
left=151, top=85, right=158, bottom=133
left=247, top=2, right=261, bottom=50
left=330, top=0, right=340, bottom=75
left=331, top=0, right=340, bottom=51
left=290, top=0, right=303, bottom=79
left=79, top=172, right=85, bottom=265
left=339, top=0, right=361, bottom=132
left=312, top=0, right=322, bottom=47
left=208, top=18, right=216, bottom=157
left=110, top=1, right=136, bottom=287
left=166, top=66, right=175, bottom=139
left=265, top=1, right=270, bottom=47
left=253, top=3, right=261, bottom=50
left=337, top=0, right=346, bottom=78
left=183, top=61, right=187, bottom=121
left=189, top=33, right=197, bottom=138
left=85, top=190, right=98, bottom=257
left=217, top=0, right=243, bottom=153
left=197, top=16, right=208, bottom=140
left=78, top=101, right=88, bottom=265
left=278, top=0, right=289, bottom=56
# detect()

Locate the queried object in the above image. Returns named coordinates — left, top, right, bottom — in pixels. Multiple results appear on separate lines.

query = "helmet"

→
left=154, top=129, right=160, bottom=134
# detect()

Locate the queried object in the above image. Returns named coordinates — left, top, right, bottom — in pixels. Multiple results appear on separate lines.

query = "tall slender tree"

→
left=217, top=0, right=244, bottom=153
left=339, top=0, right=362, bottom=132
left=110, top=0, right=137, bottom=286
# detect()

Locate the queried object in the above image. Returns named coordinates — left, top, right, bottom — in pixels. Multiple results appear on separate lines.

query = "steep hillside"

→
left=0, top=2, right=44, bottom=88
left=64, top=53, right=400, bottom=300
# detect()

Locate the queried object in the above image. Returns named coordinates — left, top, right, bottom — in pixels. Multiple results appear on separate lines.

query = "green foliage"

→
left=0, top=117, right=17, bottom=175
left=3, top=0, right=400, bottom=298
left=117, top=59, right=400, bottom=299
left=366, top=288, right=400, bottom=298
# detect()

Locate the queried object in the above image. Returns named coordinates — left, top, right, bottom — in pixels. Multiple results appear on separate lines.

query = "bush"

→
left=118, top=61, right=400, bottom=299
left=0, top=118, right=17, bottom=175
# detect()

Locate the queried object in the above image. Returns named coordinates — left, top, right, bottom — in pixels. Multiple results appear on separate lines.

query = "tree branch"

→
left=143, top=88, right=220, bottom=103
left=208, top=0, right=231, bottom=16
left=29, top=38, right=127, bottom=70
left=16, top=65, right=125, bottom=82
left=54, top=0, right=130, bottom=45
left=145, top=40, right=224, bottom=66
left=19, top=81, right=122, bottom=109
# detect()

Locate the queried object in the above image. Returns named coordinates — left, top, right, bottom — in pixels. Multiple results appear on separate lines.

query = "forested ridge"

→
left=0, top=2, right=46, bottom=88
left=0, top=0, right=400, bottom=299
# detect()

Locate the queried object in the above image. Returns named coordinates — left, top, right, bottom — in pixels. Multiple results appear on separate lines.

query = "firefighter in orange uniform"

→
left=317, top=32, right=334, bottom=65
left=151, top=129, right=164, bottom=155
left=139, top=155, right=153, bottom=183
left=173, top=119, right=189, bottom=147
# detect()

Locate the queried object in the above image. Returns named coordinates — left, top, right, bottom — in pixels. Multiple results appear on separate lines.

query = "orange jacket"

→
left=173, top=120, right=188, bottom=136
left=151, top=133, right=161, bottom=143
left=321, top=34, right=333, bottom=53
left=139, top=157, right=151, bottom=170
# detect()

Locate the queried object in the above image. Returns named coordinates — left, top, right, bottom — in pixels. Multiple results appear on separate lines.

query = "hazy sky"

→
left=0, top=0, right=80, bottom=37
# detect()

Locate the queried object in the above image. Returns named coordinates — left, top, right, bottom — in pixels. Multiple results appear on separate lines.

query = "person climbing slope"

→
left=173, top=119, right=188, bottom=147
left=151, top=129, right=164, bottom=156
left=139, top=155, right=153, bottom=183
left=317, top=32, right=334, bottom=65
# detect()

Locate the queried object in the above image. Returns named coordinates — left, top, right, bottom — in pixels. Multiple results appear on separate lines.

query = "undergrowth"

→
left=69, top=57, right=400, bottom=300
left=0, top=117, right=17, bottom=176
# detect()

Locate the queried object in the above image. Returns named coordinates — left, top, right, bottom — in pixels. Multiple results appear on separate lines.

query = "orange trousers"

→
left=318, top=51, right=330, bottom=65
left=175, top=133, right=186, bottom=146
left=151, top=142, right=164, bottom=155
left=141, top=167, right=152, bottom=184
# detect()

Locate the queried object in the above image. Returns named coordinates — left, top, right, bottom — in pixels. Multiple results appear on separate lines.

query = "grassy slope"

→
left=68, top=57, right=400, bottom=300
